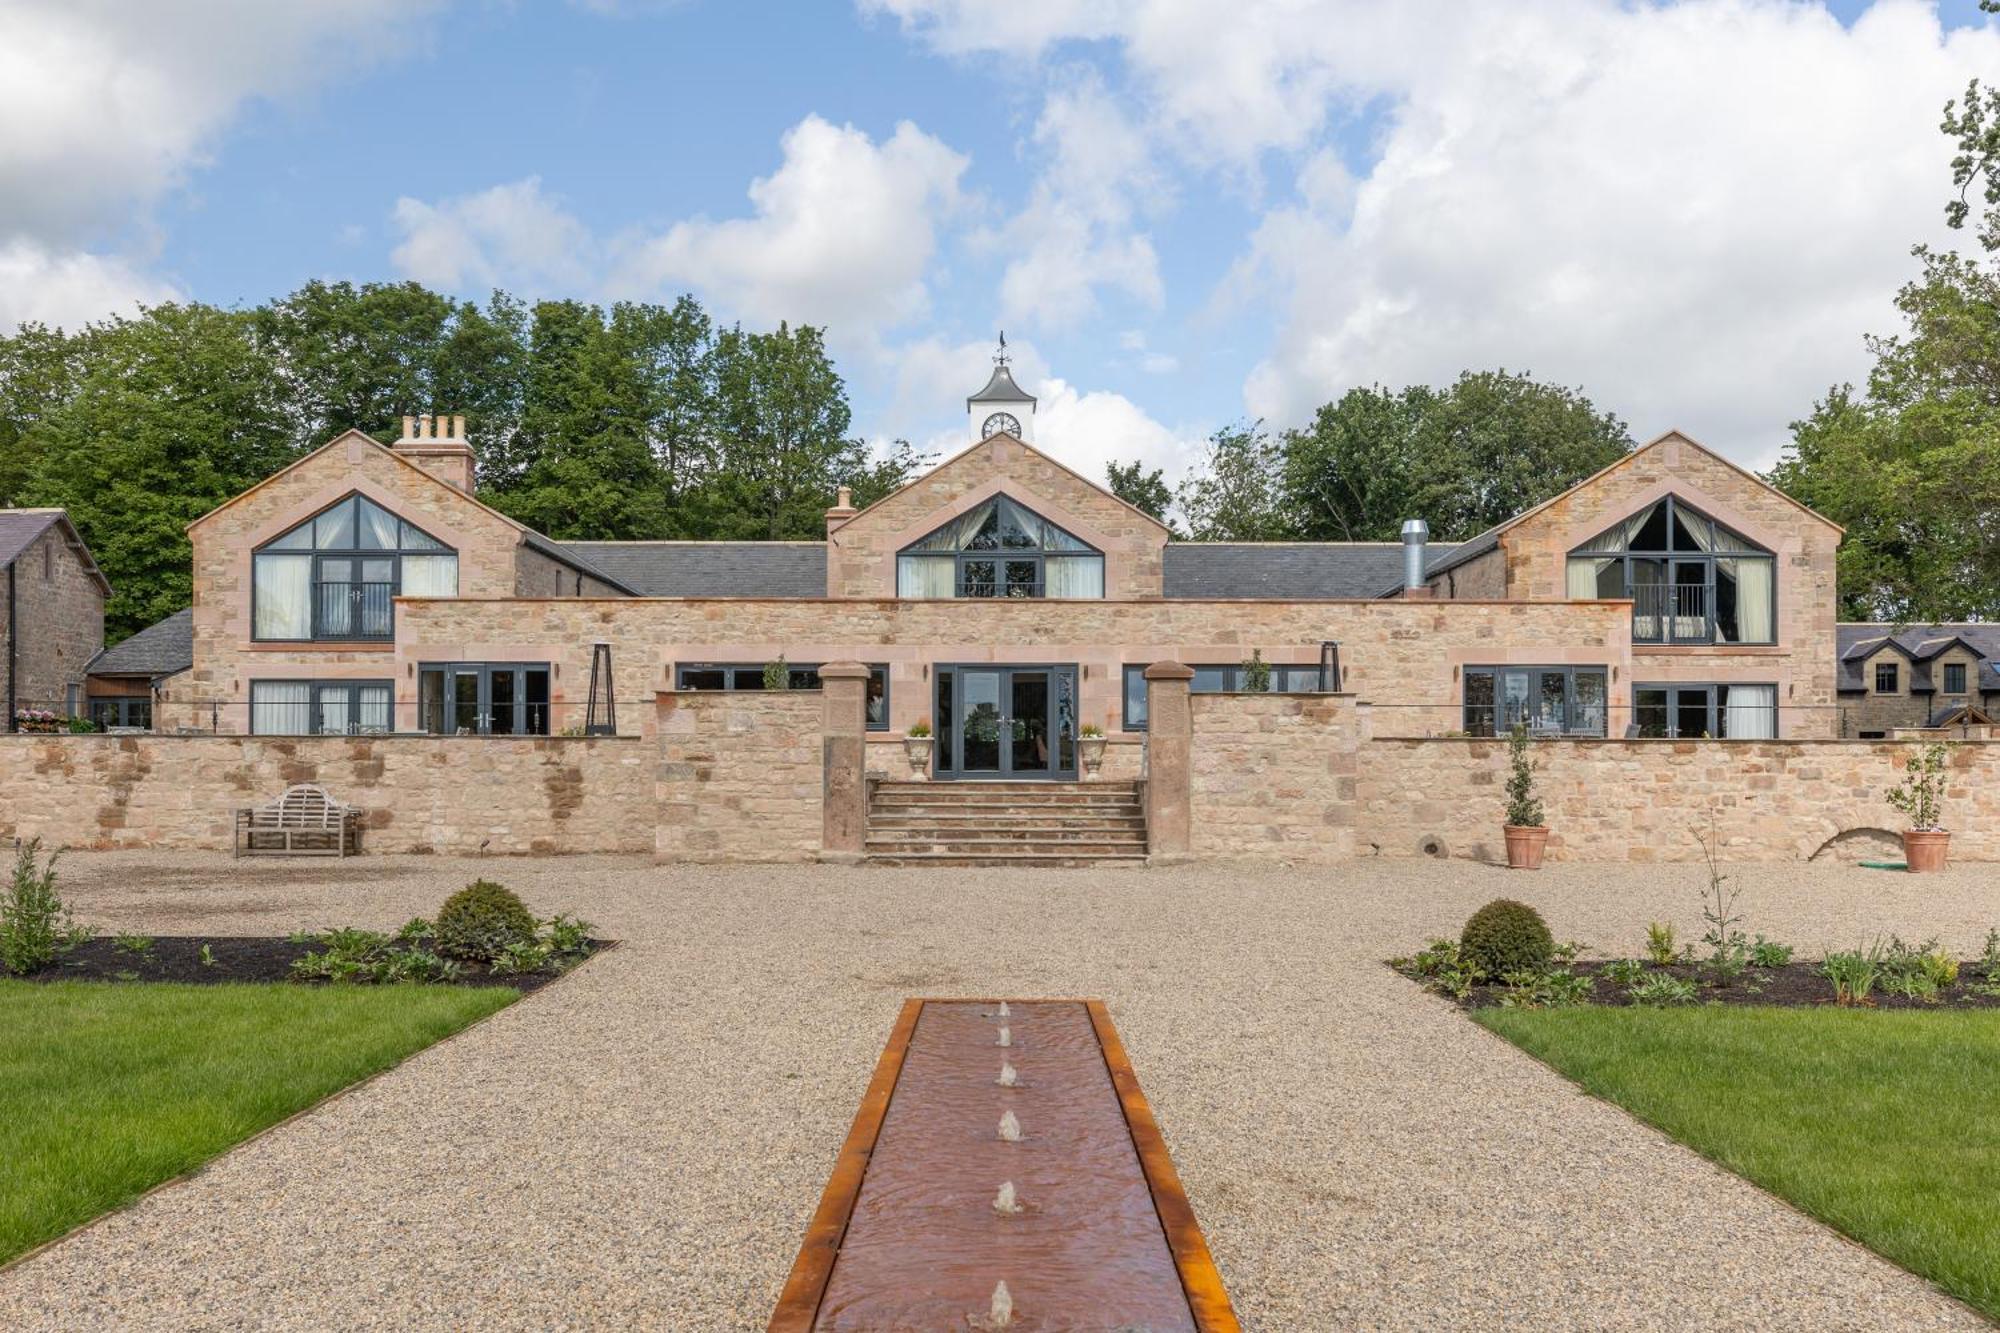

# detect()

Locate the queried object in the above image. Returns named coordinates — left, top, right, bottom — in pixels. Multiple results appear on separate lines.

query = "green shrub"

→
left=1504, top=725, right=1544, bottom=827
left=1627, top=974, right=1700, bottom=1006
left=433, top=880, right=537, bottom=962
left=1644, top=921, right=1678, bottom=966
left=1460, top=899, right=1554, bottom=976
left=1600, top=958, right=1646, bottom=986
left=0, top=839, right=91, bottom=976
left=1824, top=950, right=1880, bottom=1007
left=1749, top=935, right=1793, bottom=968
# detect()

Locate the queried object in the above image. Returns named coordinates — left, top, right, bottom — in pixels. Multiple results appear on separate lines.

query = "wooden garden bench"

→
left=233, top=784, right=363, bottom=858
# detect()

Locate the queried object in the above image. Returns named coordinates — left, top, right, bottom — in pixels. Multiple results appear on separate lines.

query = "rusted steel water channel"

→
left=770, top=998, right=1238, bottom=1332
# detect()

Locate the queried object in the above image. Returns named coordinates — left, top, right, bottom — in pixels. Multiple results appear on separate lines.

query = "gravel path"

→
left=2, top=852, right=1995, bottom=1331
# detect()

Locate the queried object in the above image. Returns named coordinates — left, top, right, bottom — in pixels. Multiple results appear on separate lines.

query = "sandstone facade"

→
left=655, top=690, right=822, bottom=862
left=2, top=517, right=105, bottom=717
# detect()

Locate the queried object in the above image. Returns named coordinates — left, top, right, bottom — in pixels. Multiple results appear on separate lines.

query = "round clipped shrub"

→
left=1459, top=898, right=1554, bottom=976
left=433, top=880, right=537, bottom=962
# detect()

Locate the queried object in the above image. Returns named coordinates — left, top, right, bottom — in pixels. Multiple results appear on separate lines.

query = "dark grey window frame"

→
left=896, top=495, right=1104, bottom=600
left=250, top=492, right=455, bottom=644
left=673, top=661, right=890, bottom=731
left=1874, top=661, right=1899, bottom=694
left=1121, top=661, right=1326, bottom=732
left=417, top=662, right=551, bottom=736
left=1460, top=665, right=1609, bottom=738
left=87, top=696, right=151, bottom=730
left=1568, top=495, right=1776, bottom=646
left=1631, top=681, right=1780, bottom=739
left=249, top=678, right=394, bottom=736
left=1942, top=662, right=1968, bottom=694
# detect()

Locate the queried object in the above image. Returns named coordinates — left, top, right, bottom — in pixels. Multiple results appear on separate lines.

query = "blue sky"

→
left=4, top=1, right=1999, bottom=485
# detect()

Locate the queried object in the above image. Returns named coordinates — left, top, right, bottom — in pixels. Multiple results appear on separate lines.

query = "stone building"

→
left=1835, top=624, right=2000, bottom=737
left=0, top=509, right=108, bottom=729
left=172, top=353, right=1845, bottom=763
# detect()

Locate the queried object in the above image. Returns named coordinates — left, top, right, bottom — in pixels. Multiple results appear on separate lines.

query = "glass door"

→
left=959, top=670, right=1004, bottom=773
left=935, top=666, right=1077, bottom=779
left=1009, top=670, right=1051, bottom=775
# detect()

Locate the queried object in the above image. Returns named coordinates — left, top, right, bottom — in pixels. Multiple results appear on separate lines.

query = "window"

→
left=88, top=697, right=151, bottom=730
left=1874, top=661, right=1899, bottom=694
left=418, top=664, right=550, bottom=735
left=1943, top=662, right=1968, bottom=694
left=1566, top=496, right=1774, bottom=645
left=1632, top=683, right=1777, bottom=739
left=42, top=542, right=51, bottom=580
left=1461, top=667, right=1609, bottom=738
left=1121, top=661, right=1326, bottom=731
left=673, top=662, right=891, bottom=730
left=252, top=494, right=457, bottom=641
left=250, top=680, right=392, bottom=735
left=896, top=495, right=1104, bottom=599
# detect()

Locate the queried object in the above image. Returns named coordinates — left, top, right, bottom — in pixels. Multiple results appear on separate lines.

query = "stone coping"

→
left=0, top=733, right=643, bottom=744
left=1372, top=734, right=1993, bottom=747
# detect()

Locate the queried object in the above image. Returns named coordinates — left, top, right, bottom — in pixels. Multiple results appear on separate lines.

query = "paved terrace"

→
left=2, top=854, right=1995, bottom=1331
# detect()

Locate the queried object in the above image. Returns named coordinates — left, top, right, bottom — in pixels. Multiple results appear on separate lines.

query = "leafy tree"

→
left=1281, top=371, right=1632, bottom=542
left=1105, top=458, right=1176, bottom=529
left=26, top=304, right=298, bottom=636
left=1175, top=423, right=1291, bottom=541
left=0, top=323, right=87, bottom=509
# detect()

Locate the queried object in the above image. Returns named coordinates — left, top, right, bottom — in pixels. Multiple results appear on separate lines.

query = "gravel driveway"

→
left=1, top=852, right=1994, bottom=1331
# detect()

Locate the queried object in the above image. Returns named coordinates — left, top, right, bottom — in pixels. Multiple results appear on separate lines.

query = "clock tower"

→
left=967, top=332, right=1036, bottom=443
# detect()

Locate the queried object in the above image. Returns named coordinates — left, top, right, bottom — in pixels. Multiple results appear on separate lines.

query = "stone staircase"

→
left=865, top=780, right=1149, bottom=867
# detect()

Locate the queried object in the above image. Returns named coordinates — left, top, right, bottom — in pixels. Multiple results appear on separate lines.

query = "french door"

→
left=419, top=662, right=552, bottom=735
left=933, top=665, right=1078, bottom=779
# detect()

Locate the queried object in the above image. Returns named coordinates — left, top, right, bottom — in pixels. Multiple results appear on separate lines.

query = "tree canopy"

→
left=0, top=285, right=922, bottom=638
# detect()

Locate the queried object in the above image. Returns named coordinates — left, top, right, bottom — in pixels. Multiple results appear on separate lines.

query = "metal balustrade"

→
left=1631, top=582, right=1711, bottom=644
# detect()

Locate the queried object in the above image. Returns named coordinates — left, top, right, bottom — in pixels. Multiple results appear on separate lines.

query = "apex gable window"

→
left=252, top=494, right=457, bottom=642
left=1566, top=495, right=1775, bottom=645
left=896, top=495, right=1104, bottom=599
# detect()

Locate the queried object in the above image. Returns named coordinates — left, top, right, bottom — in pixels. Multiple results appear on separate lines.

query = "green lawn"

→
left=1477, top=1006, right=2000, bottom=1320
left=0, top=981, right=514, bottom=1264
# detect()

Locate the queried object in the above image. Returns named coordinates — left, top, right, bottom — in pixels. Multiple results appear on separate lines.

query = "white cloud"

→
left=0, top=240, right=181, bottom=330
left=391, top=178, right=595, bottom=293
left=1035, top=376, right=1208, bottom=487
left=0, top=0, right=437, bottom=329
left=869, top=0, right=2000, bottom=466
left=621, top=115, right=968, bottom=335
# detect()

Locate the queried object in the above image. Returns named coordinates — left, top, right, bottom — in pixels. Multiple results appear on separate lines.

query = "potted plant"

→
left=762, top=656, right=791, bottom=691
left=1077, top=723, right=1106, bottom=779
left=1502, top=723, right=1549, bottom=870
left=1886, top=740, right=1954, bottom=872
left=1240, top=649, right=1272, bottom=693
left=904, top=719, right=934, bottom=780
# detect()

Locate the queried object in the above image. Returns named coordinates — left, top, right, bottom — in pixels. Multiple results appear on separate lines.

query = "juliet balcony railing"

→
left=1631, top=583, right=1710, bottom=645
left=315, top=581, right=395, bottom=641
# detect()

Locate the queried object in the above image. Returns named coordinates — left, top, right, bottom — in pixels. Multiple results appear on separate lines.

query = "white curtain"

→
left=357, top=497, right=400, bottom=549
left=252, top=554, right=312, bottom=638
left=250, top=681, right=310, bottom=735
left=897, top=555, right=955, bottom=598
left=315, top=686, right=350, bottom=735
left=357, top=684, right=393, bottom=733
left=1729, top=558, right=1774, bottom=643
left=910, top=503, right=993, bottom=552
left=400, top=554, right=458, bottom=598
left=1566, top=558, right=1598, bottom=599
left=1044, top=555, right=1104, bottom=599
left=1723, top=684, right=1777, bottom=739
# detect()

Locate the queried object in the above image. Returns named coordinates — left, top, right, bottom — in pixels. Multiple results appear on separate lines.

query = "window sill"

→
left=242, top=641, right=395, bottom=652
left=1632, top=643, right=1784, bottom=654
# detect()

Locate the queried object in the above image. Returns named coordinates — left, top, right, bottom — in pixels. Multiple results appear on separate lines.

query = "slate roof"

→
left=88, top=608, right=193, bottom=679
left=1166, top=543, right=1461, bottom=600
left=559, top=542, right=828, bottom=598
left=1836, top=623, right=2000, bottom=693
left=0, top=509, right=110, bottom=594
left=520, top=532, right=638, bottom=596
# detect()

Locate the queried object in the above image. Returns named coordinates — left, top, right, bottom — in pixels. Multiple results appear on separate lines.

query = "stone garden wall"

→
left=0, top=733, right=650, bottom=854
left=655, top=690, right=824, bottom=863
left=1358, top=735, right=2000, bottom=864
left=1190, top=692, right=1363, bottom=860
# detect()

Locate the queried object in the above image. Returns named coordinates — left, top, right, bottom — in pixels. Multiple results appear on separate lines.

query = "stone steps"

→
left=865, top=780, right=1148, bottom=867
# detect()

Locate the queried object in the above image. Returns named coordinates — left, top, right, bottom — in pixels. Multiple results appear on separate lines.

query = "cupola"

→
left=967, top=333, right=1036, bottom=443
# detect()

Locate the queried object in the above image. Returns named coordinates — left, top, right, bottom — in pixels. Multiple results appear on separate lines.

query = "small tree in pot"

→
left=1886, top=741, right=1954, bottom=872
left=1503, top=723, right=1549, bottom=869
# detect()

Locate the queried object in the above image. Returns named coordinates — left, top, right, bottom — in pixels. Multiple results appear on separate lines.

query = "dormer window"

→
left=896, top=495, right=1104, bottom=599
left=1566, top=496, right=1774, bottom=644
left=252, top=494, right=458, bottom=641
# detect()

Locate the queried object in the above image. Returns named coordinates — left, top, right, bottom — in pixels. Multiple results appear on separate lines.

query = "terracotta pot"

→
left=903, top=735, right=934, bottom=780
left=1078, top=735, right=1107, bottom=779
left=1503, top=825, right=1549, bottom=870
left=1902, top=829, right=1950, bottom=873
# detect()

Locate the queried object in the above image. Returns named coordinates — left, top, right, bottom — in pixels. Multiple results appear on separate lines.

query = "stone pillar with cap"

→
left=1142, top=661, right=1195, bottom=863
left=819, top=661, right=871, bottom=863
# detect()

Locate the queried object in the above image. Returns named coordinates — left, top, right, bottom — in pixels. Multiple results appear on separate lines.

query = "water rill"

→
left=997, top=1109, right=1022, bottom=1142
left=996, top=1060, right=1018, bottom=1087
left=769, top=999, right=1239, bottom=1331
left=996, top=1024, right=1012, bottom=1047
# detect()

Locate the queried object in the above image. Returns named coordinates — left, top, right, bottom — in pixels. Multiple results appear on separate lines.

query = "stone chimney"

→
left=824, top=484, right=858, bottom=539
left=393, top=413, right=476, bottom=493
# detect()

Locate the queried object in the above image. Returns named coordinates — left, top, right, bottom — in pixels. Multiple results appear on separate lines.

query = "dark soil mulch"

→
left=12, top=936, right=611, bottom=994
left=1415, top=959, right=2000, bottom=1010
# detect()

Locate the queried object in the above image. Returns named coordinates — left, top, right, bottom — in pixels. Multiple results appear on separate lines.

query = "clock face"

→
left=982, top=411, right=1023, bottom=439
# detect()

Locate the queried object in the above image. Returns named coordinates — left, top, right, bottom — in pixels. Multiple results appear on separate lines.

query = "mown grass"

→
left=0, top=981, right=513, bottom=1264
left=1476, top=1006, right=2000, bottom=1320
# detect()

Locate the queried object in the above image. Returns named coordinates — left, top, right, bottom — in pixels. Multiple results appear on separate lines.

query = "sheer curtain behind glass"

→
left=897, top=555, right=956, bottom=597
left=400, top=554, right=459, bottom=597
left=1044, top=555, right=1104, bottom=598
left=1723, top=684, right=1777, bottom=738
left=253, top=555, right=312, bottom=638
left=251, top=682, right=310, bottom=735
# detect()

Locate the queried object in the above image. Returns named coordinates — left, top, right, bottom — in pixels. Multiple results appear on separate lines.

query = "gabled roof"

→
left=1927, top=702, right=1995, bottom=728
left=967, top=363, right=1035, bottom=406
left=835, top=433, right=1173, bottom=538
left=1837, top=623, right=2000, bottom=693
left=0, top=509, right=111, bottom=596
left=87, top=608, right=192, bottom=679
left=1171, top=542, right=1460, bottom=599
left=186, top=429, right=638, bottom=596
left=559, top=541, right=827, bottom=597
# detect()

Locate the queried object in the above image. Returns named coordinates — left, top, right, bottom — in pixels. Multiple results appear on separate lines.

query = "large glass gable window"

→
left=1566, top=496, right=1774, bottom=645
left=252, top=494, right=457, bottom=641
left=897, top=495, right=1104, bottom=599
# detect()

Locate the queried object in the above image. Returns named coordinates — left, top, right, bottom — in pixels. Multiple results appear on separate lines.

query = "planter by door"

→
left=1901, top=829, right=1949, bottom=873
left=1504, top=825, right=1549, bottom=870
left=1078, top=735, right=1106, bottom=780
left=903, top=735, right=934, bottom=780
